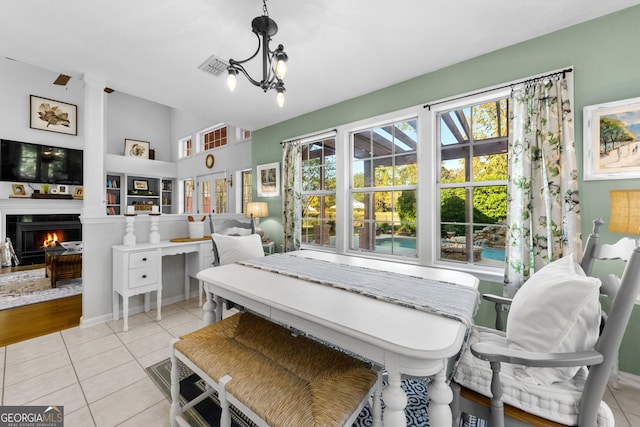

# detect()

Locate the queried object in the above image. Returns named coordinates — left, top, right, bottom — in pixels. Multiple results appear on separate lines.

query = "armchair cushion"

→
left=211, top=233, right=264, bottom=265
left=506, top=254, right=601, bottom=385
left=453, top=326, right=614, bottom=426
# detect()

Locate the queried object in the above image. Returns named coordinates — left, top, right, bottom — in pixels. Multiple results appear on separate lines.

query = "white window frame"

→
left=178, top=136, right=192, bottom=159
left=197, top=123, right=228, bottom=153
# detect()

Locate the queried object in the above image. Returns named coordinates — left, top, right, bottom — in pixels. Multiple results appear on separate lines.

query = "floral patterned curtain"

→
left=281, top=140, right=302, bottom=252
left=504, top=76, right=580, bottom=297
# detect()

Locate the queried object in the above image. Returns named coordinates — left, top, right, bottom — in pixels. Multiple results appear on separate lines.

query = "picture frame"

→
left=133, top=179, right=149, bottom=191
left=30, top=95, right=78, bottom=135
left=11, top=184, right=28, bottom=197
left=257, top=162, right=280, bottom=197
left=583, top=96, right=640, bottom=180
left=57, top=184, right=68, bottom=194
left=124, top=139, right=150, bottom=159
left=73, top=186, right=84, bottom=199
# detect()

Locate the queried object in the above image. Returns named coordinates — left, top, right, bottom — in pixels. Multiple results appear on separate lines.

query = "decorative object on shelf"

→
left=149, top=149, right=155, bottom=160
left=41, top=184, right=50, bottom=194
left=50, top=188, right=59, bottom=194
left=124, top=139, right=150, bottom=159
left=123, top=214, right=137, bottom=246
left=73, top=187, right=83, bottom=199
left=583, top=96, right=640, bottom=180
left=246, top=201, right=269, bottom=239
left=29, top=95, right=77, bottom=135
left=57, top=185, right=68, bottom=194
left=133, top=179, right=149, bottom=191
left=10, top=184, right=28, bottom=198
left=256, top=162, right=280, bottom=197
left=149, top=213, right=161, bottom=244
left=205, top=153, right=215, bottom=169
left=226, top=0, right=288, bottom=107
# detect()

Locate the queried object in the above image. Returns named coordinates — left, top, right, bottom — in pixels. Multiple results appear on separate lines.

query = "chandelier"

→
left=226, top=0, right=289, bottom=107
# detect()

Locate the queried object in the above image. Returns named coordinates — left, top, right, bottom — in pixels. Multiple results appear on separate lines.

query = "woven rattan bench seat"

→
left=173, top=312, right=378, bottom=427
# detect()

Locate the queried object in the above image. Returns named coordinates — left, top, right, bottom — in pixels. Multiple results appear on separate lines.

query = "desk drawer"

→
left=129, top=251, right=159, bottom=269
left=128, top=267, right=158, bottom=288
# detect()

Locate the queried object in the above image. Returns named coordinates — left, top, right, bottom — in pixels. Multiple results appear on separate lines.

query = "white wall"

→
left=0, top=58, right=85, bottom=200
left=106, top=92, right=172, bottom=161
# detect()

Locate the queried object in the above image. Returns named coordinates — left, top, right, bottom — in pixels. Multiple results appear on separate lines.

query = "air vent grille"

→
left=198, top=55, right=229, bottom=77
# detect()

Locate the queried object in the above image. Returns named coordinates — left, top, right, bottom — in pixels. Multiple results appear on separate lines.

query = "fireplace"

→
left=6, top=214, right=82, bottom=265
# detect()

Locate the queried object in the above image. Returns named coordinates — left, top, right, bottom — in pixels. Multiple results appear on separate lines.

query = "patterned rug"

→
left=0, top=268, right=82, bottom=310
left=146, top=358, right=488, bottom=427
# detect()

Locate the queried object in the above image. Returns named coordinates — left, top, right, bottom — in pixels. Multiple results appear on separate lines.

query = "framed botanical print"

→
left=124, top=139, right=150, bottom=159
left=583, top=96, right=640, bottom=180
left=30, top=95, right=78, bottom=135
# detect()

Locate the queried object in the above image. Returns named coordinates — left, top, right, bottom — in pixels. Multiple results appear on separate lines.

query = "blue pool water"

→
left=376, top=237, right=506, bottom=261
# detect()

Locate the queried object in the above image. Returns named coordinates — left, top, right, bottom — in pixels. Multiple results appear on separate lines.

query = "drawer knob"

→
left=142, top=274, right=147, bottom=279
left=142, top=257, right=147, bottom=261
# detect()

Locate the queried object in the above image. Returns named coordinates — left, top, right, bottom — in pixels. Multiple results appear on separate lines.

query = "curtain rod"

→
left=280, top=129, right=337, bottom=145
left=423, top=67, right=573, bottom=110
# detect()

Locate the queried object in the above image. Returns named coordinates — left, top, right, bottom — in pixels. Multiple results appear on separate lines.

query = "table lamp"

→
left=246, top=202, right=269, bottom=240
left=608, top=189, right=640, bottom=235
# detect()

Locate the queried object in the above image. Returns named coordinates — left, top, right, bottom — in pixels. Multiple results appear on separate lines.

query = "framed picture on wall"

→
left=124, top=139, right=150, bottom=159
left=583, top=96, right=640, bottom=180
left=257, top=162, right=280, bottom=197
left=29, top=95, right=78, bottom=135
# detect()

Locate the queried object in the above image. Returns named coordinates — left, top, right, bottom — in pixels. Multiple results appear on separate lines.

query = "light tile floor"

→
left=1, top=297, right=639, bottom=426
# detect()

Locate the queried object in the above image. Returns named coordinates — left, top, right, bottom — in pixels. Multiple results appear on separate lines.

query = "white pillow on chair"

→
left=506, top=254, right=601, bottom=385
left=211, top=233, right=264, bottom=265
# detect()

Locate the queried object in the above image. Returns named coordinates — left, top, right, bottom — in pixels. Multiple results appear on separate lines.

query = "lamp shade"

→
left=246, top=202, right=269, bottom=218
left=609, top=189, right=640, bottom=234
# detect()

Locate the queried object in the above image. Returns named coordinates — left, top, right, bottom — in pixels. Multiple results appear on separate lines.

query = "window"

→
left=182, top=179, right=194, bottom=213
left=201, top=126, right=227, bottom=151
left=351, top=118, right=418, bottom=257
left=241, top=170, right=252, bottom=213
left=437, top=95, right=508, bottom=266
left=179, top=137, right=192, bottom=159
left=301, top=138, right=337, bottom=247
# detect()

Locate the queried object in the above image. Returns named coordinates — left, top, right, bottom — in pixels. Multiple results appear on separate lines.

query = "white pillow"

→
left=221, top=226, right=252, bottom=236
left=211, top=233, right=264, bottom=265
left=506, top=254, right=601, bottom=385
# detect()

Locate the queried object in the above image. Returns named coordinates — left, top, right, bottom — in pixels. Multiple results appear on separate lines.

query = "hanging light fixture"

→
left=227, top=0, right=288, bottom=107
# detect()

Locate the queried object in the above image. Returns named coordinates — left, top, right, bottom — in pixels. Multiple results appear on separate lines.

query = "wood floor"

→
left=0, top=263, right=82, bottom=346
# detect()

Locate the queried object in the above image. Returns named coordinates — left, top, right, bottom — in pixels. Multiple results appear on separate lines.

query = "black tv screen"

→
left=0, top=139, right=83, bottom=185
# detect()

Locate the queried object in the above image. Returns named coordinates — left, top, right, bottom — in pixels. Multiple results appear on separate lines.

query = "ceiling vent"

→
left=198, top=55, right=229, bottom=77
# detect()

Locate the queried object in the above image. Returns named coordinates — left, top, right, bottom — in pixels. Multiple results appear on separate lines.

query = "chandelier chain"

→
left=263, top=0, right=269, bottom=17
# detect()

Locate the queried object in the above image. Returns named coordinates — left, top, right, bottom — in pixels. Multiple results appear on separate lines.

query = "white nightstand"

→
left=261, top=239, right=275, bottom=255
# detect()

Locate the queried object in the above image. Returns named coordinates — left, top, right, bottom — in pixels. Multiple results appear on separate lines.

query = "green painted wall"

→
left=252, top=6, right=640, bottom=374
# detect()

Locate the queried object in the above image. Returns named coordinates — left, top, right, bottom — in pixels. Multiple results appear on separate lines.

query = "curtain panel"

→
left=281, top=141, right=302, bottom=252
left=504, top=77, right=580, bottom=297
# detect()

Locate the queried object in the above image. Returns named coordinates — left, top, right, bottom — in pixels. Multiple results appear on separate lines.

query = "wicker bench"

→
left=170, top=311, right=381, bottom=427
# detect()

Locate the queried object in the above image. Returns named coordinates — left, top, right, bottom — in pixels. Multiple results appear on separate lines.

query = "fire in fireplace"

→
left=5, top=215, right=82, bottom=265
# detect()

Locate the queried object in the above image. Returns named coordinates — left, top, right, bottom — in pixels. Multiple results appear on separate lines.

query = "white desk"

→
left=112, top=239, right=214, bottom=331
left=198, top=250, right=479, bottom=427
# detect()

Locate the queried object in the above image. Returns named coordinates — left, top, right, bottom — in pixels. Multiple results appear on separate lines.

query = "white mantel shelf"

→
left=0, top=198, right=83, bottom=215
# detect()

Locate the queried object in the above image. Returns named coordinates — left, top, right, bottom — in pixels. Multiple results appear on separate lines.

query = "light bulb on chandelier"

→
left=226, top=0, right=289, bottom=107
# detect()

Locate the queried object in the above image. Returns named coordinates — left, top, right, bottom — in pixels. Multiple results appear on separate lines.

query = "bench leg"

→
left=220, top=375, right=232, bottom=427
left=170, top=345, right=181, bottom=427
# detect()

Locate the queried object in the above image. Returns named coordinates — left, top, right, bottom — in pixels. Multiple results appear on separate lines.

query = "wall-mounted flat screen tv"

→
left=0, top=139, right=83, bottom=185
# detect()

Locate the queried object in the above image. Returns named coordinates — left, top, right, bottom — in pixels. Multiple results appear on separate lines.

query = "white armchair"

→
left=451, top=219, right=640, bottom=427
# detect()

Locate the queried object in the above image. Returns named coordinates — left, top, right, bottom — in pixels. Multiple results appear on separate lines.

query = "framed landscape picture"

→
left=583, top=96, right=640, bottom=180
left=257, top=162, right=280, bottom=197
left=30, top=95, right=78, bottom=135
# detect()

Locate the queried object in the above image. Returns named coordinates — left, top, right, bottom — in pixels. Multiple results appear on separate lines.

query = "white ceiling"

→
left=1, top=0, right=639, bottom=131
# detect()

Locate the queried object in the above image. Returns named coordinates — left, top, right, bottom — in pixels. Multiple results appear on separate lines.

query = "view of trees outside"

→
left=439, top=98, right=509, bottom=265
left=351, top=119, right=418, bottom=256
left=301, top=139, right=337, bottom=247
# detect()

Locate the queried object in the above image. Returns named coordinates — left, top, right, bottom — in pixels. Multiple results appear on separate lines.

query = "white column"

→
left=82, top=73, right=106, bottom=218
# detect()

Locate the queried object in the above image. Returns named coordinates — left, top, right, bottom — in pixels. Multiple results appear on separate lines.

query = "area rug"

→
left=0, top=268, right=82, bottom=310
left=147, top=358, right=488, bottom=426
